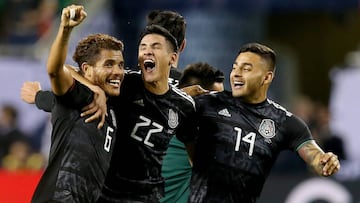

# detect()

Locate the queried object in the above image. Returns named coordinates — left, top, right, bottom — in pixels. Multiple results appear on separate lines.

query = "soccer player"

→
left=179, top=62, right=225, bottom=93
left=22, top=9, right=193, bottom=202
left=145, top=10, right=187, bottom=88
left=93, top=25, right=197, bottom=203
left=31, top=10, right=188, bottom=129
left=21, top=5, right=125, bottom=202
left=181, top=43, right=341, bottom=203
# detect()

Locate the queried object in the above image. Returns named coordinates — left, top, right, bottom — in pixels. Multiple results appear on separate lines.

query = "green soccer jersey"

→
left=161, top=136, right=192, bottom=203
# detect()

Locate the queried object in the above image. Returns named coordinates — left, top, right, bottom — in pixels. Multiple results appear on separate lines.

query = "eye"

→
left=243, top=65, right=251, bottom=71
left=139, top=44, right=148, bottom=51
left=104, top=62, right=114, bottom=68
left=118, top=62, right=125, bottom=69
left=152, top=43, right=162, bottom=49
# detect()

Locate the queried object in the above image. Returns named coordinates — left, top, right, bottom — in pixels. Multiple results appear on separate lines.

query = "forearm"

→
left=47, top=5, right=87, bottom=95
left=47, top=25, right=74, bottom=95
left=65, top=65, right=107, bottom=129
left=47, top=26, right=72, bottom=76
left=65, top=65, right=97, bottom=91
left=297, top=140, right=325, bottom=175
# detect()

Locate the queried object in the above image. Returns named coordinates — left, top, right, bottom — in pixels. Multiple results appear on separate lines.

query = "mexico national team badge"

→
left=168, top=109, right=179, bottom=129
left=258, top=119, right=275, bottom=143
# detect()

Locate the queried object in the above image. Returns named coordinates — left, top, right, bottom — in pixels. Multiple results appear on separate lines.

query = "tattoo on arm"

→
left=298, top=140, right=325, bottom=175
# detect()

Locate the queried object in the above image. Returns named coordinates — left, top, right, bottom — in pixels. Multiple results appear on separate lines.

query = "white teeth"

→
left=234, top=81, right=244, bottom=85
left=144, top=59, right=155, bottom=70
left=144, top=59, right=154, bottom=63
left=109, top=80, right=120, bottom=86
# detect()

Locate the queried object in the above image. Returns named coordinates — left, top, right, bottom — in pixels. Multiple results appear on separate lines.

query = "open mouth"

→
left=144, top=59, right=155, bottom=71
left=233, top=81, right=244, bottom=88
left=108, top=79, right=121, bottom=88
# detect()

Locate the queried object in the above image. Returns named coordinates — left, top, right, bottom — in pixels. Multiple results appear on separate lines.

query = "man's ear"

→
left=169, top=52, right=178, bottom=66
left=179, top=39, right=186, bottom=53
left=263, top=71, right=274, bottom=85
left=81, top=63, right=91, bottom=76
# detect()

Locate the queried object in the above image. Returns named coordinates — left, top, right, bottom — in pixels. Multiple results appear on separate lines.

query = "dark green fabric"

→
left=161, top=136, right=192, bottom=203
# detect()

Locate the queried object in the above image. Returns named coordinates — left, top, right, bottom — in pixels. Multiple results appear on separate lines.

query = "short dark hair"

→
left=1, top=104, right=18, bottom=125
left=139, top=24, right=179, bottom=52
left=73, top=33, right=124, bottom=68
left=179, top=62, right=224, bottom=89
left=146, top=10, right=186, bottom=50
left=238, top=42, right=276, bottom=71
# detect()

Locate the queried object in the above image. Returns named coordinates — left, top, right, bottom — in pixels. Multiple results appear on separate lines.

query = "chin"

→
left=143, top=75, right=157, bottom=83
left=232, top=91, right=244, bottom=98
left=106, top=88, right=120, bottom=97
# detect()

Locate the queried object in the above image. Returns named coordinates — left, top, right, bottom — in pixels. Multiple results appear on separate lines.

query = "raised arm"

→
left=297, top=140, right=340, bottom=176
left=47, top=5, right=87, bottom=95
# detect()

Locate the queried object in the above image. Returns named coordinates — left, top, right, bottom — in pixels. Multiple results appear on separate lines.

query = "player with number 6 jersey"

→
left=21, top=4, right=125, bottom=202
left=32, top=81, right=119, bottom=203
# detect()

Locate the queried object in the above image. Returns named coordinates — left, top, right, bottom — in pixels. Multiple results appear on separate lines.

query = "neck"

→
left=239, top=90, right=267, bottom=104
left=144, top=80, right=169, bottom=95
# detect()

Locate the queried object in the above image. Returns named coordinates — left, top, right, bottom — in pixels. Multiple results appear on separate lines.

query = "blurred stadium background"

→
left=0, top=0, right=359, bottom=202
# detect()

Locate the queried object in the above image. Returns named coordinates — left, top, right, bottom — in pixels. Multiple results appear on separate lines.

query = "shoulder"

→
left=283, top=113, right=308, bottom=130
left=266, top=99, right=293, bottom=117
left=55, top=80, right=93, bottom=108
left=195, top=91, right=229, bottom=105
left=170, top=86, right=195, bottom=108
left=121, top=70, right=143, bottom=93
left=124, top=70, right=141, bottom=81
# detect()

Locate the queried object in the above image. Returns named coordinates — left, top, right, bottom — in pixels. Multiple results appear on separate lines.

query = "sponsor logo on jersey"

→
left=258, top=119, right=275, bottom=143
left=133, top=99, right=144, bottom=107
left=218, top=108, right=231, bottom=117
left=168, top=109, right=179, bottom=129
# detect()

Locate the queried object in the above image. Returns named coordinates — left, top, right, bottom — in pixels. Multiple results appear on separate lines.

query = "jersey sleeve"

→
left=175, top=94, right=201, bottom=144
left=35, top=90, right=55, bottom=112
left=55, top=80, right=94, bottom=109
left=284, top=114, right=314, bottom=151
left=176, top=105, right=198, bottom=144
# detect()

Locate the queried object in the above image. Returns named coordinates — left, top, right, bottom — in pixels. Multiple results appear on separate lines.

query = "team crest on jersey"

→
left=168, top=109, right=179, bottom=129
left=258, top=119, right=275, bottom=143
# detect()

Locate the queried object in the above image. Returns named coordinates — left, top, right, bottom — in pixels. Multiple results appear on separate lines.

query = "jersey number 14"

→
left=234, top=127, right=256, bottom=156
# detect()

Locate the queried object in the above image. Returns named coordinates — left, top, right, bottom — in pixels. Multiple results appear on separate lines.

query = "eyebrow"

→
left=140, top=42, right=162, bottom=47
left=103, top=58, right=124, bottom=64
left=233, top=62, right=253, bottom=67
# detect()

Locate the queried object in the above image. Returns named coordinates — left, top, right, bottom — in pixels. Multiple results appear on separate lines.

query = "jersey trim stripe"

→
left=172, top=87, right=195, bottom=108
